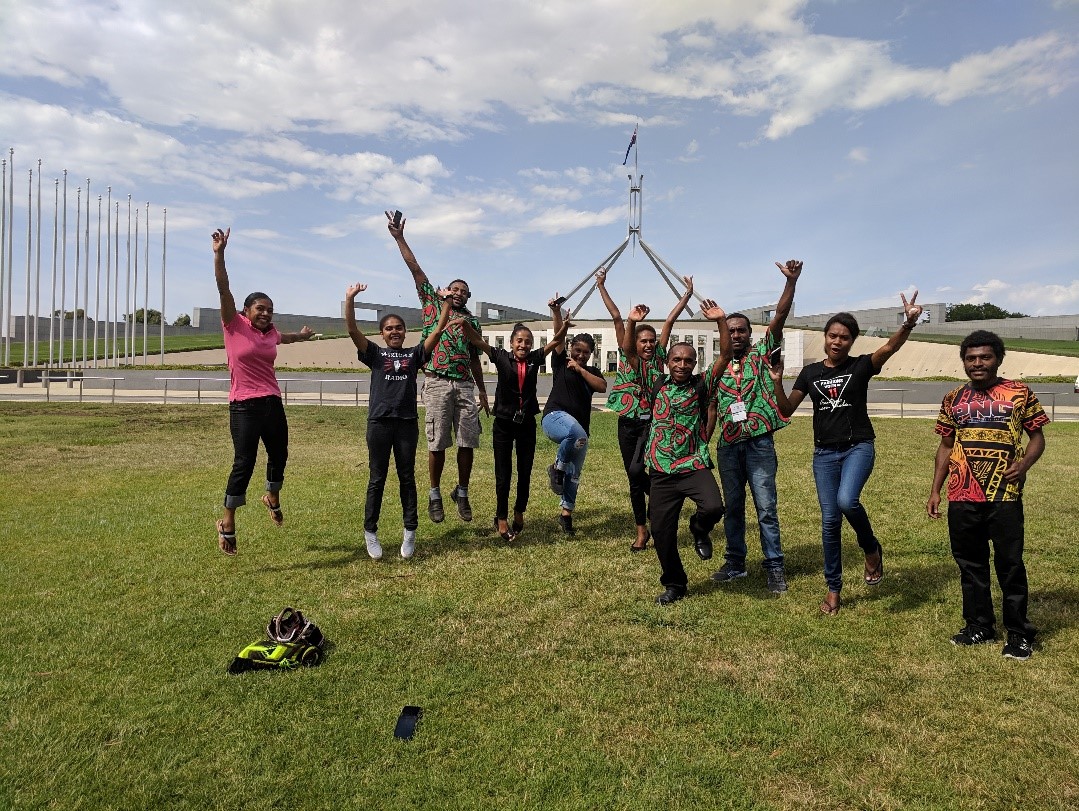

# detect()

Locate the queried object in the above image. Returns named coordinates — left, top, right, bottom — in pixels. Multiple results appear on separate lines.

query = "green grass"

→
left=1, top=405, right=1076, bottom=810
left=895, top=333, right=1079, bottom=358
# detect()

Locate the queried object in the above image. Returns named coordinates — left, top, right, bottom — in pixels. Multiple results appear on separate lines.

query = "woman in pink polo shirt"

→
left=212, top=228, right=314, bottom=555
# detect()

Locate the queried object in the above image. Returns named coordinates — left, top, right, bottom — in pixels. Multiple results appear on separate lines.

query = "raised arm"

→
left=452, top=315, right=492, bottom=355
left=279, top=326, right=314, bottom=344
left=386, top=210, right=430, bottom=293
left=699, top=298, right=732, bottom=382
left=424, top=291, right=455, bottom=354
left=594, top=269, right=625, bottom=348
left=871, top=290, right=923, bottom=371
left=768, top=260, right=802, bottom=344
left=549, top=295, right=568, bottom=354
left=344, top=283, right=369, bottom=352
left=659, top=276, right=693, bottom=351
left=542, top=318, right=571, bottom=355
left=623, top=304, right=651, bottom=370
left=212, top=228, right=237, bottom=325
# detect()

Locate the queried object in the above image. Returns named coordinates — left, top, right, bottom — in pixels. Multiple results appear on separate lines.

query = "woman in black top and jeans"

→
left=772, top=292, right=923, bottom=616
left=456, top=316, right=569, bottom=540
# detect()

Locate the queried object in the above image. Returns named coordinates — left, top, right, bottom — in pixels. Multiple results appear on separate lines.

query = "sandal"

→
left=819, top=592, right=841, bottom=616
left=261, top=493, right=284, bottom=527
left=511, top=517, right=524, bottom=535
left=630, top=532, right=650, bottom=553
left=216, top=520, right=237, bottom=556
left=492, top=516, right=516, bottom=542
left=864, top=547, right=884, bottom=586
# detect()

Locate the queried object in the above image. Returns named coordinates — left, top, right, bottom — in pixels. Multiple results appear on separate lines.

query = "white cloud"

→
left=847, top=147, right=869, bottom=163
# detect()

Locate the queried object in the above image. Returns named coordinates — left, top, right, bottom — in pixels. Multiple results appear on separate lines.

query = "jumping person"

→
left=927, top=330, right=1048, bottom=660
left=771, top=292, right=923, bottom=616
left=710, top=259, right=802, bottom=594
left=542, top=298, right=607, bottom=536
left=387, top=212, right=489, bottom=525
left=454, top=316, right=570, bottom=540
left=600, top=269, right=694, bottom=552
left=644, top=299, right=732, bottom=605
left=345, top=282, right=453, bottom=560
left=212, top=227, right=314, bottom=555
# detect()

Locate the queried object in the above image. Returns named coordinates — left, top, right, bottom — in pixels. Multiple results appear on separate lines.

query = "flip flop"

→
left=492, top=516, right=516, bottom=542
left=819, top=593, right=840, bottom=616
left=630, top=532, right=650, bottom=553
left=261, top=494, right=284, bottom=527
left=864, top=547, right=884, bottom=586
left=216, top=520, right=237, bottom=556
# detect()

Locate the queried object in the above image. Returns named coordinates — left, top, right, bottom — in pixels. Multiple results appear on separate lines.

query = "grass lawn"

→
left=1, top=404, right=1076, bottom=810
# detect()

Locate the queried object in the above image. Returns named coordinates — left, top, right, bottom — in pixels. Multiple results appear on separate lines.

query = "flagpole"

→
left=81, top=179, right=89, bottom=366
left=125, top=194, right=131, bottom=364
left=94, top=194, right=102, bottom=368
left=34, top=160, right=42, bottom=366
left=23, top=169, right=32, bottom=368
left=0, top=159, right=5, bottom=361
left=49, top=178, right=58, bottom=367
left=143, top=201, right=149, bottom=363
left=133, top=206, right=139, bottom=362
left=59, top=171, right=67, bottom=367
left=159, top=208, right=166, bottom=364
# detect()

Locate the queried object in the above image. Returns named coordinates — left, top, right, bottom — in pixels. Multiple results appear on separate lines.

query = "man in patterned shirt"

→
left=388, top=212, right=489, bottom=524
left=645, top=299, right=732, bottom=605
left=710, top=259, right=801, bottom=594
left=927, top=331, right=1048, bottom=661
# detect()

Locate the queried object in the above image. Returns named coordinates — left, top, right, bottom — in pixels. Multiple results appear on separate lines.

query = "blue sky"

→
left=1, top=0, right=1077, bottom=326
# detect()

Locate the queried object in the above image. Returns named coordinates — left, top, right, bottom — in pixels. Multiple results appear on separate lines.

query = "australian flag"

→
left=622, top=125, right=638, bottom=165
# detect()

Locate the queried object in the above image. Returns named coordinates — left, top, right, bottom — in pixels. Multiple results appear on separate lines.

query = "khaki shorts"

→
left=422, top=374, right=482, bottom=452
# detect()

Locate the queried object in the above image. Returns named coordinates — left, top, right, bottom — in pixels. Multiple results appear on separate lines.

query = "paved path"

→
left=3, top=370, right=1077, bottom=420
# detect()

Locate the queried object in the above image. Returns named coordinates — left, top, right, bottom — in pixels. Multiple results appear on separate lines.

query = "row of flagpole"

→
left=0, top=148, right=168, bottom=369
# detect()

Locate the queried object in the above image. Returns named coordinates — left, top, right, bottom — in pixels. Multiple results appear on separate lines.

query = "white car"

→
left=1075, top=374, right=1079, bottom=394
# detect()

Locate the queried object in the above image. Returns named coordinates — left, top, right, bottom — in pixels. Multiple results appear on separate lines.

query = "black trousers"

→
left=492, top=415, right=537, bottom=519
left=225, top=395, right=288, bottom=508
left=617, top=416, right=651, bottom=526
left=365, top=418, right=420, bottom=533
left=948, top=500, right=1036, bottom=638
left=649, top=468, right=725, bottom=588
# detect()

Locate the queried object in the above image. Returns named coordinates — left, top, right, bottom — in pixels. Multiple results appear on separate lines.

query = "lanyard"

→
left=516, top=358, right=527, bottom=409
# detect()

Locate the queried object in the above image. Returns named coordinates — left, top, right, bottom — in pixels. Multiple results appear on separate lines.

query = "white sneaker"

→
left=364, top=530, right=383, bottom=560
left=401, top=529, right=416, bottom=559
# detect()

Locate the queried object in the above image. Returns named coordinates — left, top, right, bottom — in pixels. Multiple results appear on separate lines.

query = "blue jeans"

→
left=812, top=441, right=880, bottom=593
left=541, top=411, right=589, bottom=511
left=717, top=434, right=783, bottom=571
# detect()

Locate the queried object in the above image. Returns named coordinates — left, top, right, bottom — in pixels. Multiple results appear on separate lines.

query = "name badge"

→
left=729, top=401, right=747, bottom=423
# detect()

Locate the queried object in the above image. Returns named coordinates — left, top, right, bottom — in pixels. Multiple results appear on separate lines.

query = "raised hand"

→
left=776, top=259, right=803, bottom=280
left=628, top=304, right=650, bottom=321
left=212, top=228, right=230, bottom=253
left=681, top=275, right=693, bottom=294
left=298, top=326, right=314, bottom=340
left=385, top=210, right=405, bottom=238
left=595, top=269, right=608, bottom=287
left=700, top=299, right=726, bottom=321
left=345, top=283, right=367, bottom=299
left=436, top=287, right=454, bottom=301
left=901, top=289, right=923, bottom=324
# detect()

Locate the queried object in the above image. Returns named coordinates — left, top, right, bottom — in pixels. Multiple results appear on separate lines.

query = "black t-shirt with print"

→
left=542, top=348, right=601, bottom=434
left=359, top=343, right=428, bottom=420
left=793, top=354, right=878, bottom=447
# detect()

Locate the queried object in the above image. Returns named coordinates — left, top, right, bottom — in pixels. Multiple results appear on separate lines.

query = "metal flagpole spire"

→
left=49, top=178, right=58, bottom=367
left=557, top=125, right=702, bottom=318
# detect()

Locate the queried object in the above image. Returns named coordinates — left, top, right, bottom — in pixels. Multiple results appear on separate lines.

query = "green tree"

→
left=172, top=313, right=191, bottom=327
left=52, top=308, right=86, bottom=320
left=126, top=308, right=163, bottom=325
left=945, top=302, right=1029, bottom=321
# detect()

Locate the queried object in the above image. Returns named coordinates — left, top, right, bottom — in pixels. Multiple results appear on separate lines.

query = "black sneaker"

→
left=558, top=513, right=575, bottom=536
left=766, top=567, right=788, bottom=594
left=450, top=486, right=472, bottom=522
left=950, top=626, right=996, bottom=646
left=547, top=465, right=565, bottom=496
left=655, top=585, right=687, bottom=605
left=1002, top=632, right=1033, bottom=661
left=711, top=562, right=748, bottom=583
left=428, top=496, right=445, bottom=524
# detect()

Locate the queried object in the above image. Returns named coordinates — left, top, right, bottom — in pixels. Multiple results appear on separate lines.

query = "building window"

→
left=495, top=336, right=504, bottom=349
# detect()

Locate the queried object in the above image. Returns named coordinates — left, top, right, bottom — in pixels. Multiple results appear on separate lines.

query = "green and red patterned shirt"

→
left=645, top=365, right=719, bottom=475
left=418, top=280, right=480, bottom=380
left=714, top=330, right=790, bottom=446
left=935, top=379, right=1049, bottom=502
left=605, top=345, right=667, bottom=419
